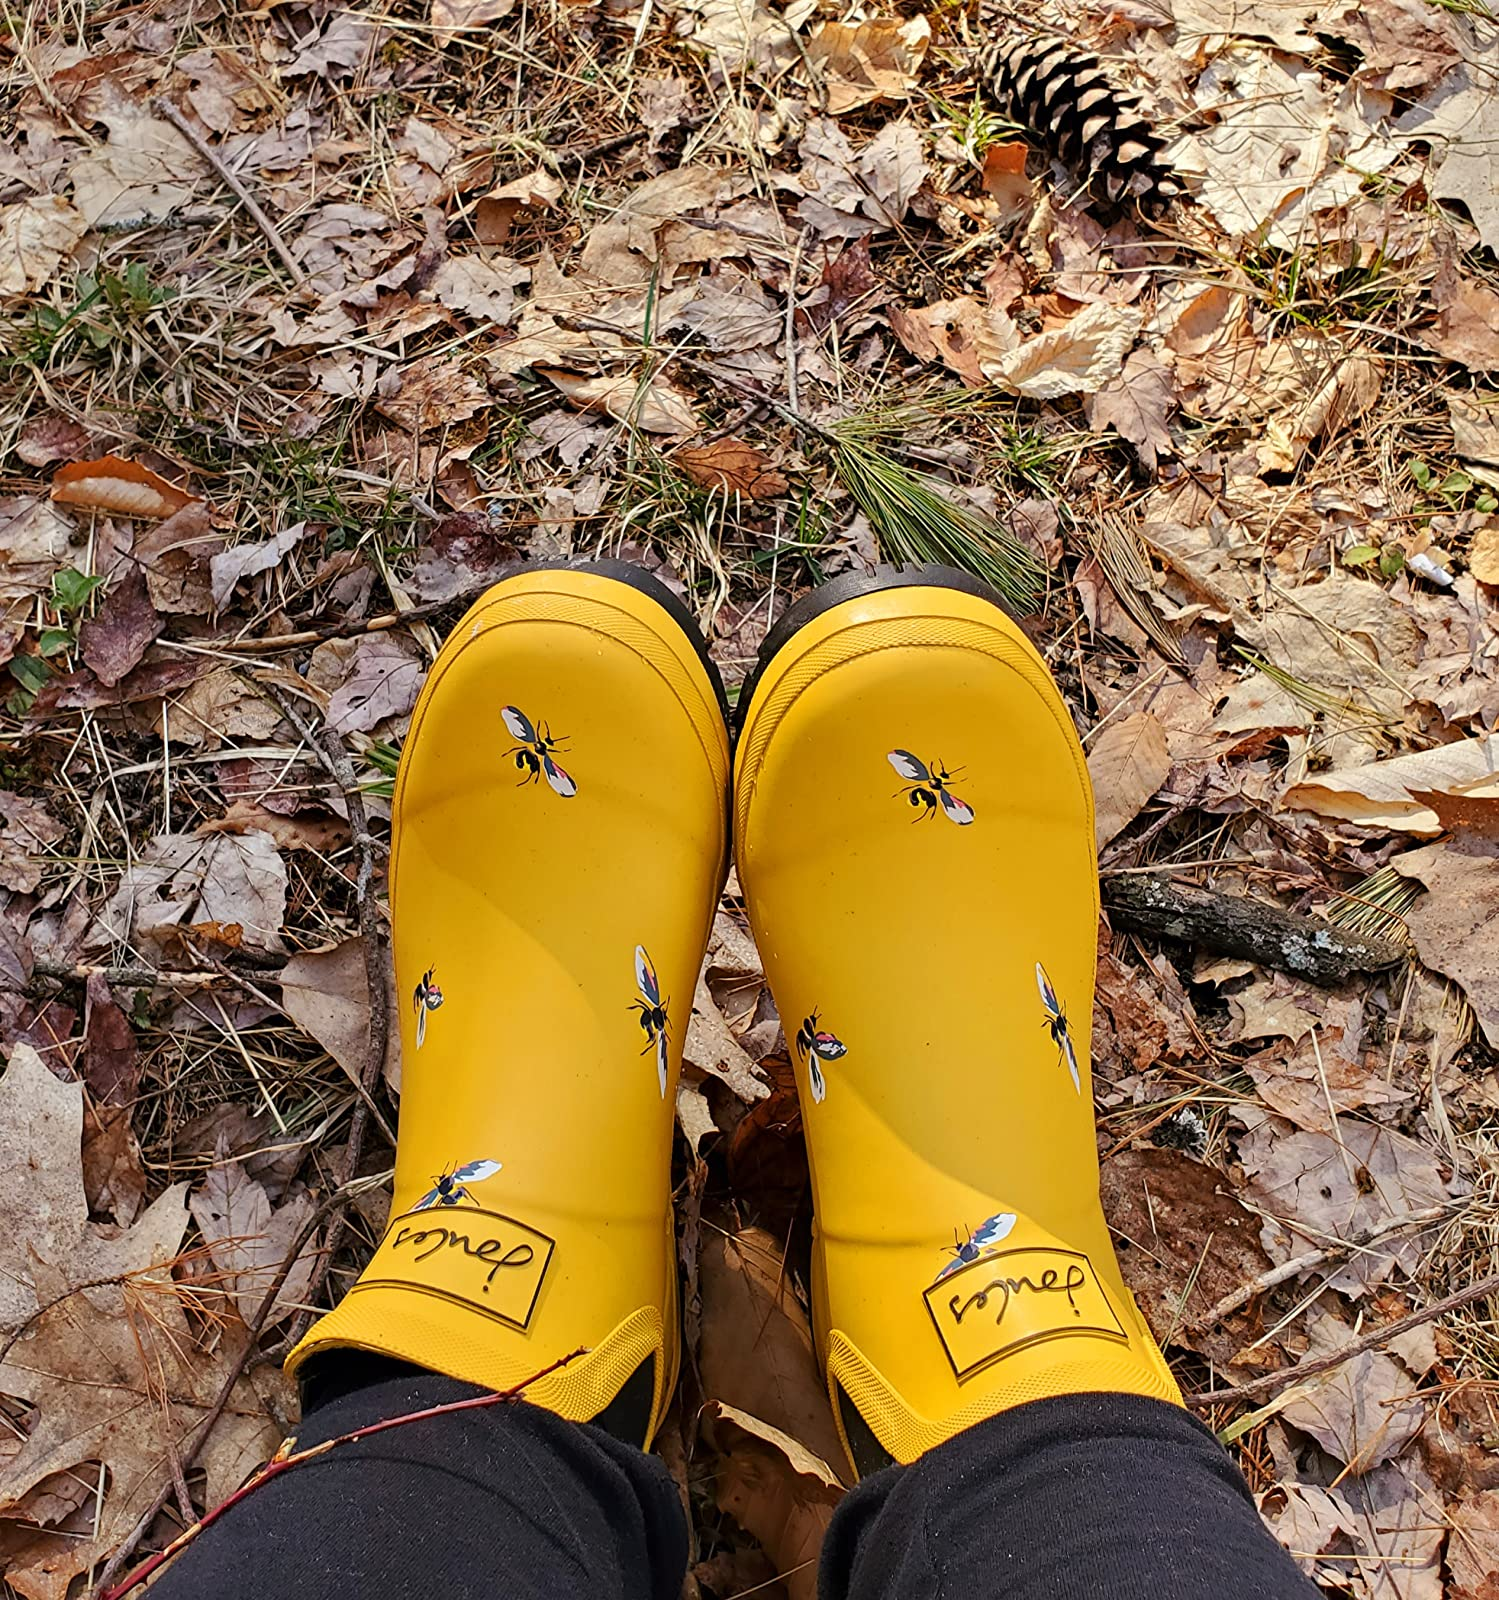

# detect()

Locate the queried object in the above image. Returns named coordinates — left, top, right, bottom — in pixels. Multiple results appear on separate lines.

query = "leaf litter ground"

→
left=2, top=0, right=1499, bottom=1595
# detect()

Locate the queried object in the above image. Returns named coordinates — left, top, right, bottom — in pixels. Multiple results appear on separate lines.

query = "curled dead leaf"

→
left=705, top=1402, right=844, bottom=1600
left=992, top=302, right=1144, bottom=400
left=475, top=168, right=563, bottom=245
left=50, top=455, right=198, bottom=520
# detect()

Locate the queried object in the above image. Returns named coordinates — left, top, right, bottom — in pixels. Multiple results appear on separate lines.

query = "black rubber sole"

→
left=522, top=557, right=731, bottom=729
left=737, top=564, right=1017, bottom=732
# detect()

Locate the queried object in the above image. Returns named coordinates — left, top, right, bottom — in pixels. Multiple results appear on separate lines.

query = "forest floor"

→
left=2, top=0, right=1499, bottom=1594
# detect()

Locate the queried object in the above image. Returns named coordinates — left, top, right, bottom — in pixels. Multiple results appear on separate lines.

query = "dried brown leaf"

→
left=0, top=791, right=65, bottom=894
left=189, top=1147, right=314, bottom=1327
left=540, top=368, right=699, bottom=437
left=1284, top=735, right=1499, bottom=834
left=672, top=439, right=788, bottom=498
left=309, top=632, right=425, bottom=735
left=804, top=15, right=929, bottom=113
left=83, top=971, right=139, bottom=1108
left=1393, top=842, right=1499, bottom=1046
left=209, top=522, right=310, bottom=610
left=473, top=170, right=561, bottom=246
left=14, top=415, right=91, bottom=469
left=1099, top=1147, right=1271, bottom=1365
left=992, top=302, right=1143, bottom=400
left=706, top=1402, right=844, bottom=1600
left=78, top=568, right=159, bottom=687
left=1087, top=711, right=1171, bottom=847
left=1238, top=1115, right=1456, bottom=1293
left=279, top=936, right=402, bottom=1096
left=1083, top=346, right=1175, bottom=471
left=0, top=1046, right=284, bottom=1600
left=685, top=975, right=770, bottom=1104
left=0, top=197, right=87, bottom=296
left=1424, top=257, right=1499, bottom=374
left=1279, top=1305, right=1425, bottom=1470
left=50, top=455, right=197, bottom=520
left=698, top=1225, right=846, bottom=1474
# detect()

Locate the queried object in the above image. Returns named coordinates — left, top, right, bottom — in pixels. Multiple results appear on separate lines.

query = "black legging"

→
left=149, top=1360, right=1316, bottom=1599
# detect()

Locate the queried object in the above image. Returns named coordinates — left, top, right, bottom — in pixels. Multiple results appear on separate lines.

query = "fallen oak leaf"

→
left=671, top=439, right=788, bottom=498
left=50, top=454, right=198, bottom=520
left=1083, top=346, right=1175, bottom=471
left=189, top=1142, right=315, bottom=1328
left=0, top=1044, right=286, bottom=1600
left=804, top=14, right=930, bottom=113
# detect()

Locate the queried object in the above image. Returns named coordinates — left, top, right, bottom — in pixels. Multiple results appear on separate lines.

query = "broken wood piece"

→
left=1102, top=874, right=1405, bottom=987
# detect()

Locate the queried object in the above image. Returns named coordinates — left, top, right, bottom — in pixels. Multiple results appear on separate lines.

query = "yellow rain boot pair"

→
left=287, top=563, right=1180, bottom=1471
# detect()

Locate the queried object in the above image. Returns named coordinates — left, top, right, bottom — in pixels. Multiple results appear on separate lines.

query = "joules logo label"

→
left=923, top=1246, right=1127, bottom=1380
left=351, top=1207, right=556, bottom=1331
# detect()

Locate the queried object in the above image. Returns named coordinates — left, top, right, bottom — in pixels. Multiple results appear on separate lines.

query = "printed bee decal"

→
left=631, top=946, right=670, bottom=1098
left=502, top=705, right=577, bottom=798
left=411, top=1158, right=503, bottom=1212
left=888, top=751, right=975, bottom=826
left=794, top=1012, right=847, bottom=1104
left=934, top=1211, right=1017, bottom=1283
left=413, top=967, right=444, bottom=1049
left=1036, top=962, right=1081, bottom=1093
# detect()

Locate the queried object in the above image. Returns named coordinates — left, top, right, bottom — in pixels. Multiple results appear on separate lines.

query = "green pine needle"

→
left=825, top=428, right=1047, bottom=612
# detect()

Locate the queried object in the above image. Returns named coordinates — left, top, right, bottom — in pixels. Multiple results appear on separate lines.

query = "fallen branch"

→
left=150, top=98, right=305, bottom=286
left=1187, top=1270, right=1499, bottom=1412
left=1102, top=873, right=1405, bottom=987
left=1191, top=1203, right=1454, bottom=1331
left=258, top=685, right=392, bottom=1345
left=89, top=1180, right=377, bottom=1596
left=97, top=1347, right=585, bottom=1599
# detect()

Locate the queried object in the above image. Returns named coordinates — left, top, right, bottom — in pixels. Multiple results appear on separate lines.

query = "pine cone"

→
left=980, top=37, right=1184, bottom=211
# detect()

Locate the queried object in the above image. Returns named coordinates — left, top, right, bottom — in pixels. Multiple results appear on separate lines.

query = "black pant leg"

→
left=820, top=1393, right=1316, bottom=1600
left=151, top=1361, right=688, bottom=1600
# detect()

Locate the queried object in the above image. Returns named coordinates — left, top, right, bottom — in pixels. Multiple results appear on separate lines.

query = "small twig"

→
left=784, top=234, right=804, bottom=416
left=1191, top=1204, right=1455, bottom=1330
left=1187, top=1271, right=1499, bottom=1411
left=149, top=98, right=306, bottom=287
left=89, top=1183, right=372, bottom=1596
left=200, top=587, right=498, bottom=654
left=97, top=1347, right=586, bottom=1600
left=258, top=684, right=392, bottom=1345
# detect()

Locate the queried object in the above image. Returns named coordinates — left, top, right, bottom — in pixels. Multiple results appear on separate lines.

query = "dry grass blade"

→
left=1082, top=513, right=1185, bottom=668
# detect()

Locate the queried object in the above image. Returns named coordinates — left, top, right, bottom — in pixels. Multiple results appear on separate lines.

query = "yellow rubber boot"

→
left=734, top=568, right=1181, bottom=1477
left=287, top=563, right=730, bottom=1444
